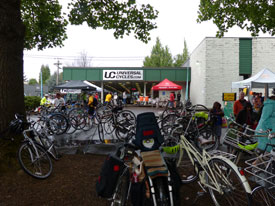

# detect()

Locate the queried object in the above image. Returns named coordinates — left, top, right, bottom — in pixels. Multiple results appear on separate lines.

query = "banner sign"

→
left=222, top=93, right=236, bottom=101
left=103, top=70, right=143, bottom=81
left=60, top=89, right=81, bottom=94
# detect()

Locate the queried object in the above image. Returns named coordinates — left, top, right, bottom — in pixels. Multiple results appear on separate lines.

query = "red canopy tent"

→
left=152, top=78, right=182, bottom=91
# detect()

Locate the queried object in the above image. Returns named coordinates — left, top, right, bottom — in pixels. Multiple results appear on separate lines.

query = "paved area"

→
left=40, top=106, right=229, bottom=155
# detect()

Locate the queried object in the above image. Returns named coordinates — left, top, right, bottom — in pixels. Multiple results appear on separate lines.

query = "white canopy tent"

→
left=232, top=68, right=275, bottom=97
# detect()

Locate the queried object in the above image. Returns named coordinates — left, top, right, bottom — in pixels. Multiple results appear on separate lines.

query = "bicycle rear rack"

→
left=208, top=150, right=236, bottom=161
left=245, top=153, right=275, bottom=189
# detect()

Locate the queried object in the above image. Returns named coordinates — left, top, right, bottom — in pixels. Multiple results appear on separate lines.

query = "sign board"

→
left=60, top=89, right=81, bottom=94
left=103, top=70, right=143, bottom=81
left=222, top=93, right=236, bottom=101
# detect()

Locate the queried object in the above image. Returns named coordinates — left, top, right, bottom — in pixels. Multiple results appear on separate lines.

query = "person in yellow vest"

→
left=40, top=94, right=50, bottom=106
left=105, top=92, right=112, bottom=105
left=88, top=93, right=98, bottom=116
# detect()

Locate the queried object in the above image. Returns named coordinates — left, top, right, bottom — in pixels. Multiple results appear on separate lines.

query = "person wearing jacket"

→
left=256, top=88, right=275, bottom=152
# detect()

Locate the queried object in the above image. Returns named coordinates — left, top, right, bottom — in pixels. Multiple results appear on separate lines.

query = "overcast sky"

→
left=23, top=0, right=271, bottom=80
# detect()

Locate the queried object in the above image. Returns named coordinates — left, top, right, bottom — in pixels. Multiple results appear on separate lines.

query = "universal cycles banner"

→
left=103, top=70, right=143, bottom=81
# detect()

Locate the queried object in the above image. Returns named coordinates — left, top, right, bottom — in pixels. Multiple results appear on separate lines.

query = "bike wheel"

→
left=111, top=169, right=130, bottom=206
left=152, top=177, right=170, bottom=206
left=161, top=113, right=180, bottom=136
left=207, top=158, right=252, bottom=206
left=47, top=114, right=69, bottom=135
left=68, top=108, right=86, bottom=130
left=176, top=149, right=199, bottom=184
left=97, top=122, right=105, bottom=143
left=195, top=128, right=218, bottom=152
left=103, top=120, right=115, bottom=135
left=252, top=185, right=275, bottom=206
left=82, top=115, right=94, bottom=131
left=18, top=142, right=52, bottom=179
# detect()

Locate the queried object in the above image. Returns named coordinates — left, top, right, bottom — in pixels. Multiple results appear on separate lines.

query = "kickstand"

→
left=192, top=182, right=207, bottom=205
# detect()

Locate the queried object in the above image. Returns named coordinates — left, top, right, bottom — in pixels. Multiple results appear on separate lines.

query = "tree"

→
left=0, top=0, right=158, bottom=129
left=0, top=0, right=158, bottom=171
left=47, top=72, right=64, bottom=93
left=75, top=50, right=91, bottom=67
left=28, top=78, right=38, bottom=85
left=198, top=0, right=275, bottom=37
left=39, top=65, right=51, bottom=84
left=173, top=39, right=189, bottom=67
left=143, top=37, right=173, bottom=67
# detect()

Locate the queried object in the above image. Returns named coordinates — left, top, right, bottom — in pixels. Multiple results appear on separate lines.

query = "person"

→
left=169, top=92, right=175, bottom=108
left=123, top=91, right=127, bottom=105
left=177, top=92, right=181, bottom=102
left=94, top=92, right=99, bottom=101
left=40, top=94, right=50, bottom=106
left=53, top=93, right=66, bottom=111
left=81, top=92, right=88, bottom=106
left=210, top=102, right=224, bottom=146
left=233, top=91, right=247, bottom=118
left=255, top=88, right=275, bottom=152
left=105, top=92, right=112, bottom=105
left=113, top=92, right=118, bottom=106
left=236, top=102, right=257, bottom=129
left=87, top=93, right=97, bottom=116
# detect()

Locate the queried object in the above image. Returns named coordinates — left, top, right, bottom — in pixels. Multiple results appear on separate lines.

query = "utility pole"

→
left=54, top=59, right=62, bottom=86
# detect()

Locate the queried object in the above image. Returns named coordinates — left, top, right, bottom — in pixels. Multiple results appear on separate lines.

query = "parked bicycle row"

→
left=96, top=110, right=275, bottom=206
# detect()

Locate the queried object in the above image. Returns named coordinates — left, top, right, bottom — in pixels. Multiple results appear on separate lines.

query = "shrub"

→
left=24, top=96, right=41, bottom=111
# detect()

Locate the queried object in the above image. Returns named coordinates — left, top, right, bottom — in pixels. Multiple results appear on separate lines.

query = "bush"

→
left=24, top=96, right=41, bottom=111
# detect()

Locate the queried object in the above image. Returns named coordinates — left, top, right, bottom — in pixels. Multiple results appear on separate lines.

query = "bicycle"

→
left=170, top=105, right=218, bottom=152
left=244, top=132, right=275, bottom=206
left=163, top=134, right=252, bottom=205
left=101, top=107, right=136, bottom=142
left=8, top=114, right=54, bottom=179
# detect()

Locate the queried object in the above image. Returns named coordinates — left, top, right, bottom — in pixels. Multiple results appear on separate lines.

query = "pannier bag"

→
left=96, top=154, right=125, bottom=198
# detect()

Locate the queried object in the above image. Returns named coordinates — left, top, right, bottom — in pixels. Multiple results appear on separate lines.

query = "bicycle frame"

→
left=178, top=134, right=251, bottom=194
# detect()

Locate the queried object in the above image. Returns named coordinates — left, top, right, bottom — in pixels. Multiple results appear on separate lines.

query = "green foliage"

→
left=24, top=96, right=41, bottom=111
left=143, top=37, right=173, bottom=67
left=39, top=65, right=51, bottom=84
left=68, top=0, right=158, bottom=43
left=47, top=72, right=64, bottom=92
left=21, top=0, right=158, bottom=50
left=143, top=37, right=189, bottom=67
left=173, top=39, right=189, bottom=67
left=28, top=78, right=38, bottom=85
left=198, top=0, right=275, bottom=37
left=21, top=0, right=68, bottom=50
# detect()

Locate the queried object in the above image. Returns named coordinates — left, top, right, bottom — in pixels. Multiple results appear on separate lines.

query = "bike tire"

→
left=97, top=122, right=105, bottom=143
left=47, top=113, right=69, bottom=135
left=152, top=177, right=170, bottom=206
left=252, top=185, right=275, bottom=206
left=195, top=127, right=218, bottom=152
left=18, top=142, right=53, bottom=179
left=111, top=169, right=130, bottom=206
left=206, top=157, right=252, bottom=206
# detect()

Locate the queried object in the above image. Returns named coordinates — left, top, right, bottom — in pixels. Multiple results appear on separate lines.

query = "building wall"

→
left=189, top=38, right=207, bottom=106
left=252, top=38, right=275, bottom=74
left=205, top=38, right=239, bottom=107
left=189, top=37, right=275, bottom=108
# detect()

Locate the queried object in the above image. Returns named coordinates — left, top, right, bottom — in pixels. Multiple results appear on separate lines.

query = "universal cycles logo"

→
left=103, top=70, right=143, bottom=80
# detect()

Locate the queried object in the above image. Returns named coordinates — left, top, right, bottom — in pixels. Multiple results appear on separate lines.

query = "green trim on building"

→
left=63, top=67, right=191, bottom=82
left=239, top=38, right=252, bottom=75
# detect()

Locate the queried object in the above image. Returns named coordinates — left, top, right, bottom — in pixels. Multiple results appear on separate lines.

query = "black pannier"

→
left=96, top=154, right=125, bottom=198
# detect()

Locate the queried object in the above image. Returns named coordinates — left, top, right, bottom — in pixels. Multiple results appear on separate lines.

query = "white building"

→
left=189, top=37, right=275, bottom=107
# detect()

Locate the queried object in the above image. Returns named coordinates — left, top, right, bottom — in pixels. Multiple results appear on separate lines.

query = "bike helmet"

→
left=9, top=118, right=23, bottom=134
